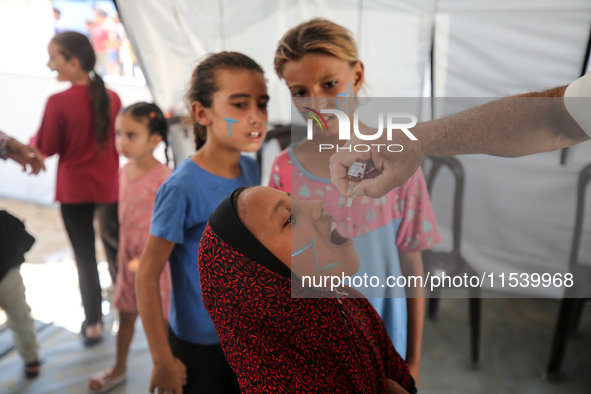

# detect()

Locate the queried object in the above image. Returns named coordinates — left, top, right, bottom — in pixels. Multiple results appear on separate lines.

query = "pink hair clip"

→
left=149, top=112, right=156, bottom=119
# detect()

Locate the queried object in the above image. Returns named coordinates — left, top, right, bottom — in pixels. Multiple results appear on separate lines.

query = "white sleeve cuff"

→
left=564, top=74, right=591, bottom=137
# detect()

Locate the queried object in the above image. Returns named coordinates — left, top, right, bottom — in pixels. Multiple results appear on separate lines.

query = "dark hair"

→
left=185, top=52, right=265, bottom=150
left=52, top=31, right=111, bottom=149
left=120, top=102, right=170, bottom=165
left=230, top=186, right=250, bottom=220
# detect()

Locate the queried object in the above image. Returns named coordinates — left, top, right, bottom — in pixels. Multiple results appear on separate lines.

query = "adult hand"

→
left=149, top=357, right=187, bottom=394
left=329, top=133, right=425, bottom=199
left=7, top=138, right=46, bottom=175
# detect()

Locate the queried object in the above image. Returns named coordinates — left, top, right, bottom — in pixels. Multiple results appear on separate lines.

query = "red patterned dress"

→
left=198, top=194, right=417, bottom=393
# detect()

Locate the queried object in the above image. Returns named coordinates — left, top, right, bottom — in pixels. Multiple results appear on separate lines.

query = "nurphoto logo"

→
left=304, top=108, right=418, bottom=153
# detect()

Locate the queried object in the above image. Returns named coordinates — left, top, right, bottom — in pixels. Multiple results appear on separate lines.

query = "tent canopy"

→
left=118, top=0, right=591, bottom=121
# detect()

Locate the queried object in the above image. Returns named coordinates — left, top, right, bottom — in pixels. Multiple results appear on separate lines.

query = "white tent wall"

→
left=0, top=0, right=152, bottom=205
left=116, top=0, right=436, bottom=121
left=428, top=0, right=591, bottom=296
left=434, top=0, right=591, bottom=98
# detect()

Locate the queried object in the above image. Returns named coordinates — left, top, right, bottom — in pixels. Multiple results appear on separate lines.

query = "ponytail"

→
left=88, top=71, right=111, bottom=148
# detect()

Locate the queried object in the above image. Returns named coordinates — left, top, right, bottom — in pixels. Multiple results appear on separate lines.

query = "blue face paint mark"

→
left=291, top=237, right=342, bottom=274
left=335, top=83, right=353, bottom=114
left=319, top=262, right=342, bottom=273
left=224, top=117, right=238, bottom=137
left=291, top=238, right=317, bottom=259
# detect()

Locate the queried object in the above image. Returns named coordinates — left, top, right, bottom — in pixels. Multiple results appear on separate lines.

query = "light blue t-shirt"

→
left=150, top=156, right=260, bottom=345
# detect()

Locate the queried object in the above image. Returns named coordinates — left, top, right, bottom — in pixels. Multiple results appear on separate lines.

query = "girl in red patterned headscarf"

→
left=199, top=186, right=417, bottom=393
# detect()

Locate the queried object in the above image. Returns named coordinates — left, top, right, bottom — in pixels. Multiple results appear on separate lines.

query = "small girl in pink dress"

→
left=88, top=102, right=172, bottom=393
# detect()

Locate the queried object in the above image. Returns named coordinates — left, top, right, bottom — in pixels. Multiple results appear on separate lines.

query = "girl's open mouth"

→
left=247, top=131, right=262, bottom=138
left=330, top=221, right=350, bottom=246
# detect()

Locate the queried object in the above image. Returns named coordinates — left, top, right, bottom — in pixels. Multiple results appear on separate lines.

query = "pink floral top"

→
left=114, top=162, right=172, bottom=316
left=269, top=147, right=441, bottom=252
left=119, top=162, right=172, bottom=259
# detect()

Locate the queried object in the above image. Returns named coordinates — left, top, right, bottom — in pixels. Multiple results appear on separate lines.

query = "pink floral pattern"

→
left=114, top=162, right=172, bottom=317
left=269, top=148, right=441, bottom=252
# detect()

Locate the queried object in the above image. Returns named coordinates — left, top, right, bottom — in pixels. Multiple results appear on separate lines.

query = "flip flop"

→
left=81, top=321, right=103, bottom=347
left=87, top=369, right=126, bottom=393
left=24, top=360, right=40, bottom=379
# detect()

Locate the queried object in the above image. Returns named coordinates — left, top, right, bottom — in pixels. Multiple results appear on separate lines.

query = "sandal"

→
left=81, top=321, right=103, bottom=347
left=87, top=369, right=126, bottom=393
left=24, top=360, right=40, bottom=379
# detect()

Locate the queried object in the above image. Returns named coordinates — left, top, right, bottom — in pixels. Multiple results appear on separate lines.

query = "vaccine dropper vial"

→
left=346, top=160, right=367, bottom=207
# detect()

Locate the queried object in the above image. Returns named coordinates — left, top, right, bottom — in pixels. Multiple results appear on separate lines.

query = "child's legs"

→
left=0, top=267, right=39, bottom=363
left=167, top=327, right=240, bottom=394
left=113, top=310, right=137, bottom=373
left=60, top=203, right=102, bottom=325
left=96, top=203, right=119, bottom=285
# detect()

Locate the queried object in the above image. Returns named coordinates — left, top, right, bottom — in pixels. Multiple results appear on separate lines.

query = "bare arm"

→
left=136, top=235, right=186, bottom=393
left=399, top=251, right=424, bottom=384
left=330, top=86, right=589, bottom=198
left=418, top=87, right=586, bottom=158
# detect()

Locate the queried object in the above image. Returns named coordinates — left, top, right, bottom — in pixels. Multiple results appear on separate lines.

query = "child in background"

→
left=0, top=211, right=40, bottom=379
left=136, top=52, right=268, bottom=394
left=87, top=103, right=172, bottom=392
left=30, top=31, right=121, bottom=346
left=270, top=18, right=442, bottom=383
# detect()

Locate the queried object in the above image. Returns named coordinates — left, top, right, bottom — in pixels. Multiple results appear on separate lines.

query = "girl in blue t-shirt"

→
left=136, top=52, right=268, bottom=394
